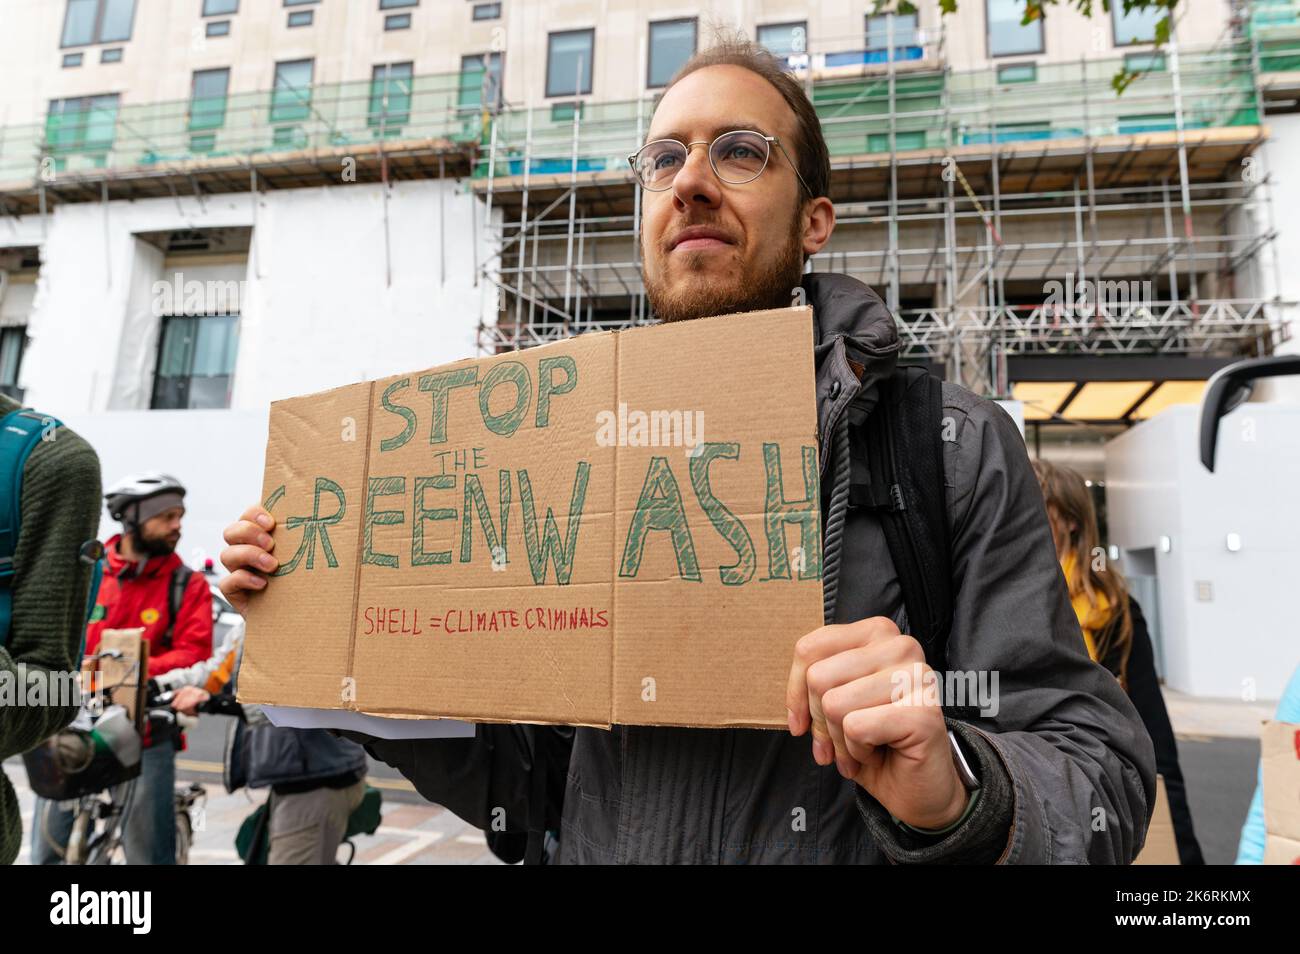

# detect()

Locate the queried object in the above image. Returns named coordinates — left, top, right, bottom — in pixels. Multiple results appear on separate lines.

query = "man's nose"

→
left=671, top=145, right=722, bottom=211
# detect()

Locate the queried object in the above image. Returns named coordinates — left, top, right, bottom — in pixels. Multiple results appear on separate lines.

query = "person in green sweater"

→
left=0, top=393, right=102, bottom=865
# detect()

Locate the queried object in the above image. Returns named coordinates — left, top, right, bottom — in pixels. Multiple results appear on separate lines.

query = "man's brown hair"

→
left=660, top=30, right=831, bottom=203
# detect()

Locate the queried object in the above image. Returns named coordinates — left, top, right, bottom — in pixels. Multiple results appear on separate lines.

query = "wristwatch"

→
left=891, top=729, right=983, bottom=838
left=949, top=728, right=981, bottom=792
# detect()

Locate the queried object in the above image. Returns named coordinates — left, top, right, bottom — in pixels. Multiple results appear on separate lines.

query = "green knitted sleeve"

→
left=0, top=410, right=101, bottom=865
left=0, top=416, right=102, bottom=757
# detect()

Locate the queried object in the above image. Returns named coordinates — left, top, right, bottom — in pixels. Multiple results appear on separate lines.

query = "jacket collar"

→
left=105, top=532, right=180, bottom=580
left=802, top=272, right=901, bottom=473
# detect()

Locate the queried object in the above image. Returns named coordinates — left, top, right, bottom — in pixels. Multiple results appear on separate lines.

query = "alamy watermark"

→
left=890, top=663, right=1001, bottom=717
left=0, top=667, right=86, bottom=709
left=1043, top=272, right=1153, bottom=320
left=151, top=272, right=245, bottom=316
left=595, top=403, right=705, bottom=455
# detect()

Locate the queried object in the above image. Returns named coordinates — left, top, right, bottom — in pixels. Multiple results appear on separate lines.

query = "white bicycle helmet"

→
left=104, top=472, right=187, bottom=529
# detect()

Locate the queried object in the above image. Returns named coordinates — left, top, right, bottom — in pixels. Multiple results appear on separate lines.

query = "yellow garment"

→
left=1061, top=552, right=1110, bottom=661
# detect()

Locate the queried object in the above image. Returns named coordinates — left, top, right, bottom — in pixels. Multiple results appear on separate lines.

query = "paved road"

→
left=1175, top=735, right=1259, bottom=865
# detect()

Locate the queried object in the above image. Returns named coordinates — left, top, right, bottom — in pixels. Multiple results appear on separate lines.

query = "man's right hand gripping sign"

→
left=219, top=506, right=278, bottom=614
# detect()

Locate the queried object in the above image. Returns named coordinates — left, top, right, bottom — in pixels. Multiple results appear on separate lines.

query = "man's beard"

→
left=132, top=529, right=177, bottom=559
left=644, top=216, right=805, bottom=324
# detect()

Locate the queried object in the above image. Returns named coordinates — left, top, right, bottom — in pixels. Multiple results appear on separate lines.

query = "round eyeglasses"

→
left=628, top=129, right=812, bottom=196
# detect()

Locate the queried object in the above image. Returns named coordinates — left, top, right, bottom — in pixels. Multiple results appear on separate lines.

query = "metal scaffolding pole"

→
left=513, top=104, right=534, bottom=348
left=562, top=56, right=583, bottom=320
left=1081, top=57, right=1100, bottom=282
left=1161, top=178, right=1181, bottom=304
left=465, top=29, right=1288, bottom=364
left=886, top=13, right=900, bottom=312
left=633, top=94, right=645, bottom=324
left=1169, top=27, right=1202, bottom=308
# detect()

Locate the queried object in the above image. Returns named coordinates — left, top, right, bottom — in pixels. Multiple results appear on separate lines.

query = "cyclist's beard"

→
left=645, top=210, right=805, bottom=324
left=131, top=529, right=177, bottom=559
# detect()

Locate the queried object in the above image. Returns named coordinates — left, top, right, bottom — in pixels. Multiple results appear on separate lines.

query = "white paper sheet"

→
left=262, top=705, right=476, bottom=740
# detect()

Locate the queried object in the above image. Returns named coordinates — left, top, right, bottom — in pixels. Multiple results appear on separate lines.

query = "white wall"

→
left=1105, top=402, right=1300, bottom=699
left=0, top=174, right=495, bottom=578
left=0, top=175, right=489, bottom=417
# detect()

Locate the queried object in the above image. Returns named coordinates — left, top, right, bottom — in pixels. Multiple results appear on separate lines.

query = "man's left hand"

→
left=786, top=616, right=968, bottom=831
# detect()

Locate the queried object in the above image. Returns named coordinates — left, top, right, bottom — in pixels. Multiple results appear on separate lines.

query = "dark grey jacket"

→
left=244, top=725, right=368, bottom=790
left=348, top=273, right=1156, bottom=864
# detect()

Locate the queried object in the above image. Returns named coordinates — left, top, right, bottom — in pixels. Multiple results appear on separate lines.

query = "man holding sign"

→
left=221, top=37, right=1154, bottom=864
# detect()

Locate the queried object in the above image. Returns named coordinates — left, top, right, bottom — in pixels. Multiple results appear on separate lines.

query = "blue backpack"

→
left=0, top=407, right=104, bottom=655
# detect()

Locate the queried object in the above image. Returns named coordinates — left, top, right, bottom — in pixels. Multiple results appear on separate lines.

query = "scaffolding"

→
left=1, top=5, right=1297, bottom=402
left=473, top=21, right=1299, bottom=397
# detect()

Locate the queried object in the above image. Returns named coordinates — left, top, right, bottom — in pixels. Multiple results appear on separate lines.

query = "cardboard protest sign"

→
left=1134, top=775, right=1179, bottom=865
left=1261, top=720, right=1300, bottom=864
left=91, top=629, right=148, bottom=731
left=237, top=307, right=823, bottom=728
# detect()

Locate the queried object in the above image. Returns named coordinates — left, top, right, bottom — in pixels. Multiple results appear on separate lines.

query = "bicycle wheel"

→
left=175, top=810, right=193, bottom=864
left=86, top=780, right=135, bottom=865
left=65, top=802, right=93, bottom=865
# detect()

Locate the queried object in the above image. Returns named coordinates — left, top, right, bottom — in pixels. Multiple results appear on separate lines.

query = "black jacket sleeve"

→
left=339, top=723, right=573, bottom=852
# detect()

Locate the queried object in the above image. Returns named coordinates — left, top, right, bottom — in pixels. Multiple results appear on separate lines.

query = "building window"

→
left=100, top=47, right=122, bottom=63
left=206, top=20, right=230, bottom=37
left=0, top=328, right=26, bottom=400
left=287, top=9, right=313, bottom=26
left=866, top=13, right=920, bottom=62
left=379, top=0, right=417, bottom=7
left=61, top=0, right=135, bottom=47
left=283, top=0, right=317, bottom=5
left=757, top=21, right=807, bottom=59
left=383, top=13, right=410, bottom=30
left=1118, top=113, right=1176, bottom=134
left=546, top=28, right=594, bottom=98
left=472, top=3, right=500, bottom=21
left=648, top=18, right=696, bottom=89
left=459, top=52, right=503, bottom=112
left=978, top=120, right=1051, bottom=144
left=1124, top=50, right=1166, bottom=73
left=997, top=62, right=1037, bottom=83
left=45, top=94, right=119, bottom=157
left=868, top=130, right=926, bottom=152
left=1113, top=4, right=1162, bottom=46
left=151, top=315, right=239, bottom=410
left=201, top=0, right=237, bottom=15
left=550, top=101, right=582, bottom=123
left=189, top=68, right=229, bottom=152
left=370, top=62, right=413, bottom=131
left=62, top=52, right=84, bottom=68
left=987, top=0, right=1043, bottom=57
left=270, top=59, right=313, bottom=123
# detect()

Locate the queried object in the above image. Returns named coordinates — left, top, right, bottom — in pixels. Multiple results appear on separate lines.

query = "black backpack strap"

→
left=160, top=564, right=194, bottom=651
left=849, top=367, right=954, bottom=676
left=524, top=725, right=549, bottom=865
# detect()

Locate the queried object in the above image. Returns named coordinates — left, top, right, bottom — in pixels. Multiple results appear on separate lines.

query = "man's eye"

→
left=653, top=152, right=681, bottom=170
left=722, top=145, right=760, bottom=160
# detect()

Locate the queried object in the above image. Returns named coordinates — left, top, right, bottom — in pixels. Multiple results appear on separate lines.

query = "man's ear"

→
left=802, top=197, right=835, bottom=257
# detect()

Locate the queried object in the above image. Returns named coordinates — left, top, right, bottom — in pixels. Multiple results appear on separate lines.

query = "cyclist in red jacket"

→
left=85, top=475, right=213, bottom=679
left=31, top=473, right=213, bottom=865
